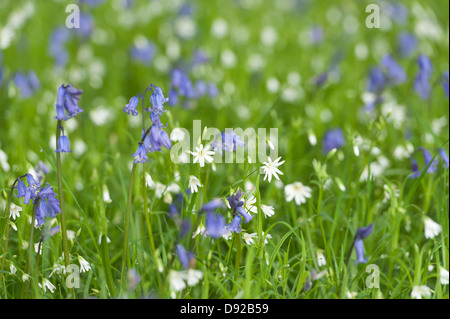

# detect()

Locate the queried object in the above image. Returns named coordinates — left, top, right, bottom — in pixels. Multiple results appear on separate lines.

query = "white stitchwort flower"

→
left=284, top=182, right=312, bottom=206
left=317, top=250, right=326, bottom=267
left=192, top=224, right=207, bottom=238
left=10, top=203, right=22, bottom=220
left=78, top=256, right=91, bottom=273
left=185, top=269, right=203, bottom=286
left=154, top=182, right=167, bottom=199
left=243, top=194, right=258, bottom=214
left=145, top=172, right=155, bottom=188
left=411, top=285, right=432, bottom=299
left=170, top=128, right=186, bottom=142
left=439, top=266, right=449, bottom=285
left=262, top=156, right=285, bottom=182
left=188, top=176, right=202, bottom=194
left=169, top=270, right=186, bottom=292
left=243, top=232, right=258, bottom=245
left=10, top=263, right=17, bottom=275
left=424, top=217, right=442, bottom=239
left=261, top=204, right=275, bottom=218
left=39, top=278, right=56, bottom=293
left=191, top=144, right=215, bottom=168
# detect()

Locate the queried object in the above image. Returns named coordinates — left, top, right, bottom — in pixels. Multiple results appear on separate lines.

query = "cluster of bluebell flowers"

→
left=123, top=84, right=172, bottom=164
left=15, top=174, right=61, bottom=227
left=54, top=84, right=83, bottom=153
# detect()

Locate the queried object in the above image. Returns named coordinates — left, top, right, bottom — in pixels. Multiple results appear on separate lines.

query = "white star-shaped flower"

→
left=411, top=285, right=432, bottom=299
left=261, top=204, right=275, bottom=218
left=191, top=144, right=215, bottom=167
left=424, top=217, right=442, bottom=239
left=284, top=182, right=312, bottom=206
left=242, top=232, right=258, bottom=245
left=10, top=203, right=22, bottom=220
left=78, top=255, right=91, bottom=273
left=243, top=194, right=258, bottom=214
left=262, top=156, right=284, bottom=182
left=188, top=175, right=202, bottom=194
left=39, top=278, right=56, bottom=293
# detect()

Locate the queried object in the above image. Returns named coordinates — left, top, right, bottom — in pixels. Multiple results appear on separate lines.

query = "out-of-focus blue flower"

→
left=314, top=72, right=328, bottom=87
left=420, top=147, right=438, bottom=174
left=180, top=218, right=192, bottom=239
left=192, top=49, right=209, bottom=66
left=49, top=27, right=71, bottom=67
left=200, top=198, right=225, bottom=212
left=132, top=144, right=150, bottom=164
left=131, top=41, right=155, bottom=65
left=442, top=71, right=449, bottom=98
left=176, top=244, right=194, bottom=270
left=211, top=131, right=245, bottom=154
left=414, top=54, right=432, bottom=99
left=367, top=67, right=386, bottom=94
left=385, top=2, right=408, bottom=25
left=76, top=13, right=94, bottom=38
left=397, top=32, right=417, bottom=57
left=381, top=54, right=406, bottom=85
left=205, top=211, right=226, bottom=238
left=54, top=84, right=84, bottom=120
left=228, top=190, right=252, bottom=223
left=168, top=202, right=179, bottom=219
left=226, top=215, right=242, bottom=233
left=410, top=158, right=421, bottom=179
left=56, top=135, right=72, bottom=153
left=79, top=0, right=106, bottom=6
left=123, top=96, right=140, bottom=116
left=14, top=71, right=40, bottom=98
left=354, top=223, right=373, bottom=265
left=310, top=26, right=324, bottom=44
left=207, top=83, right=219, bottom=98
left=439, top=149, right=449, bottom=168
left=322, top=128, right=345, bottom=154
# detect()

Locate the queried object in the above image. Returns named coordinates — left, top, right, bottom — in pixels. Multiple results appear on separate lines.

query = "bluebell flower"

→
left=354, top=223, right=373, bottom=265
left=310, top=26, right=324, bottom=44
left=420, top=147, right=438, bottom=174
left=442, top=71, right=449, bottom=98
left=180, top=218, right=192, bottom=239
left=142, top=130, right=152, bottom=152
left=168, top=202, right=179, bottom=219
left=192, top=49, right=209, bottom=66
left=381, top=54, right=407, bottom=85
left=410, top=158, right=421, bottom=179
left=75, top=13, right=94, bottom=38
left=200, top=198, right=225, bottom=212
left=414, top=54, right=432, bottom=99
left=225, top=215, right=242, bottom=233
left=14, top=72, right=40, bottom=98
left=123, top=96, right=140, bottom=116
left=228, top=190, right=253, bottom=223
left=169, top=88, right=178, bottom=106
left=149, top=85, right=169, bottom=116
left=49, top=27, right=71, bottom=67
left=207, top=83, right=219, bottom=98
left=36, top=199, right=48, bottom=227
left=205, top=211, right=226, bottom=238
left=176, top=244, right=194, bottom=270
left=195, top=80, right=208, bottom=97
left=322, top=128, right=345, bottom=154
left=367, top=67, right=386, bottom=94
left=212, top=131, right=245, bottom=154
left=80, top=0, right=106, bottom=6
left=23, top=174, right=40, bottom=204
left=132, top=144, right=150, bottom=164
left=42, top=225, right=60, bottom=241
left=15, top=178, right=26, bottom=198
left=385, top=2, right=408, bottom=25
left=131, top=41, right=155, bottom=65
left=56, top=135, right=72, bottom=153
left=439, top=149, right=449, bottom=168
left=54, top=84, right=84, bottom=120
left=314, top=72, right=328, bottom=87
left=397, top=32, right=417, bottom=57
